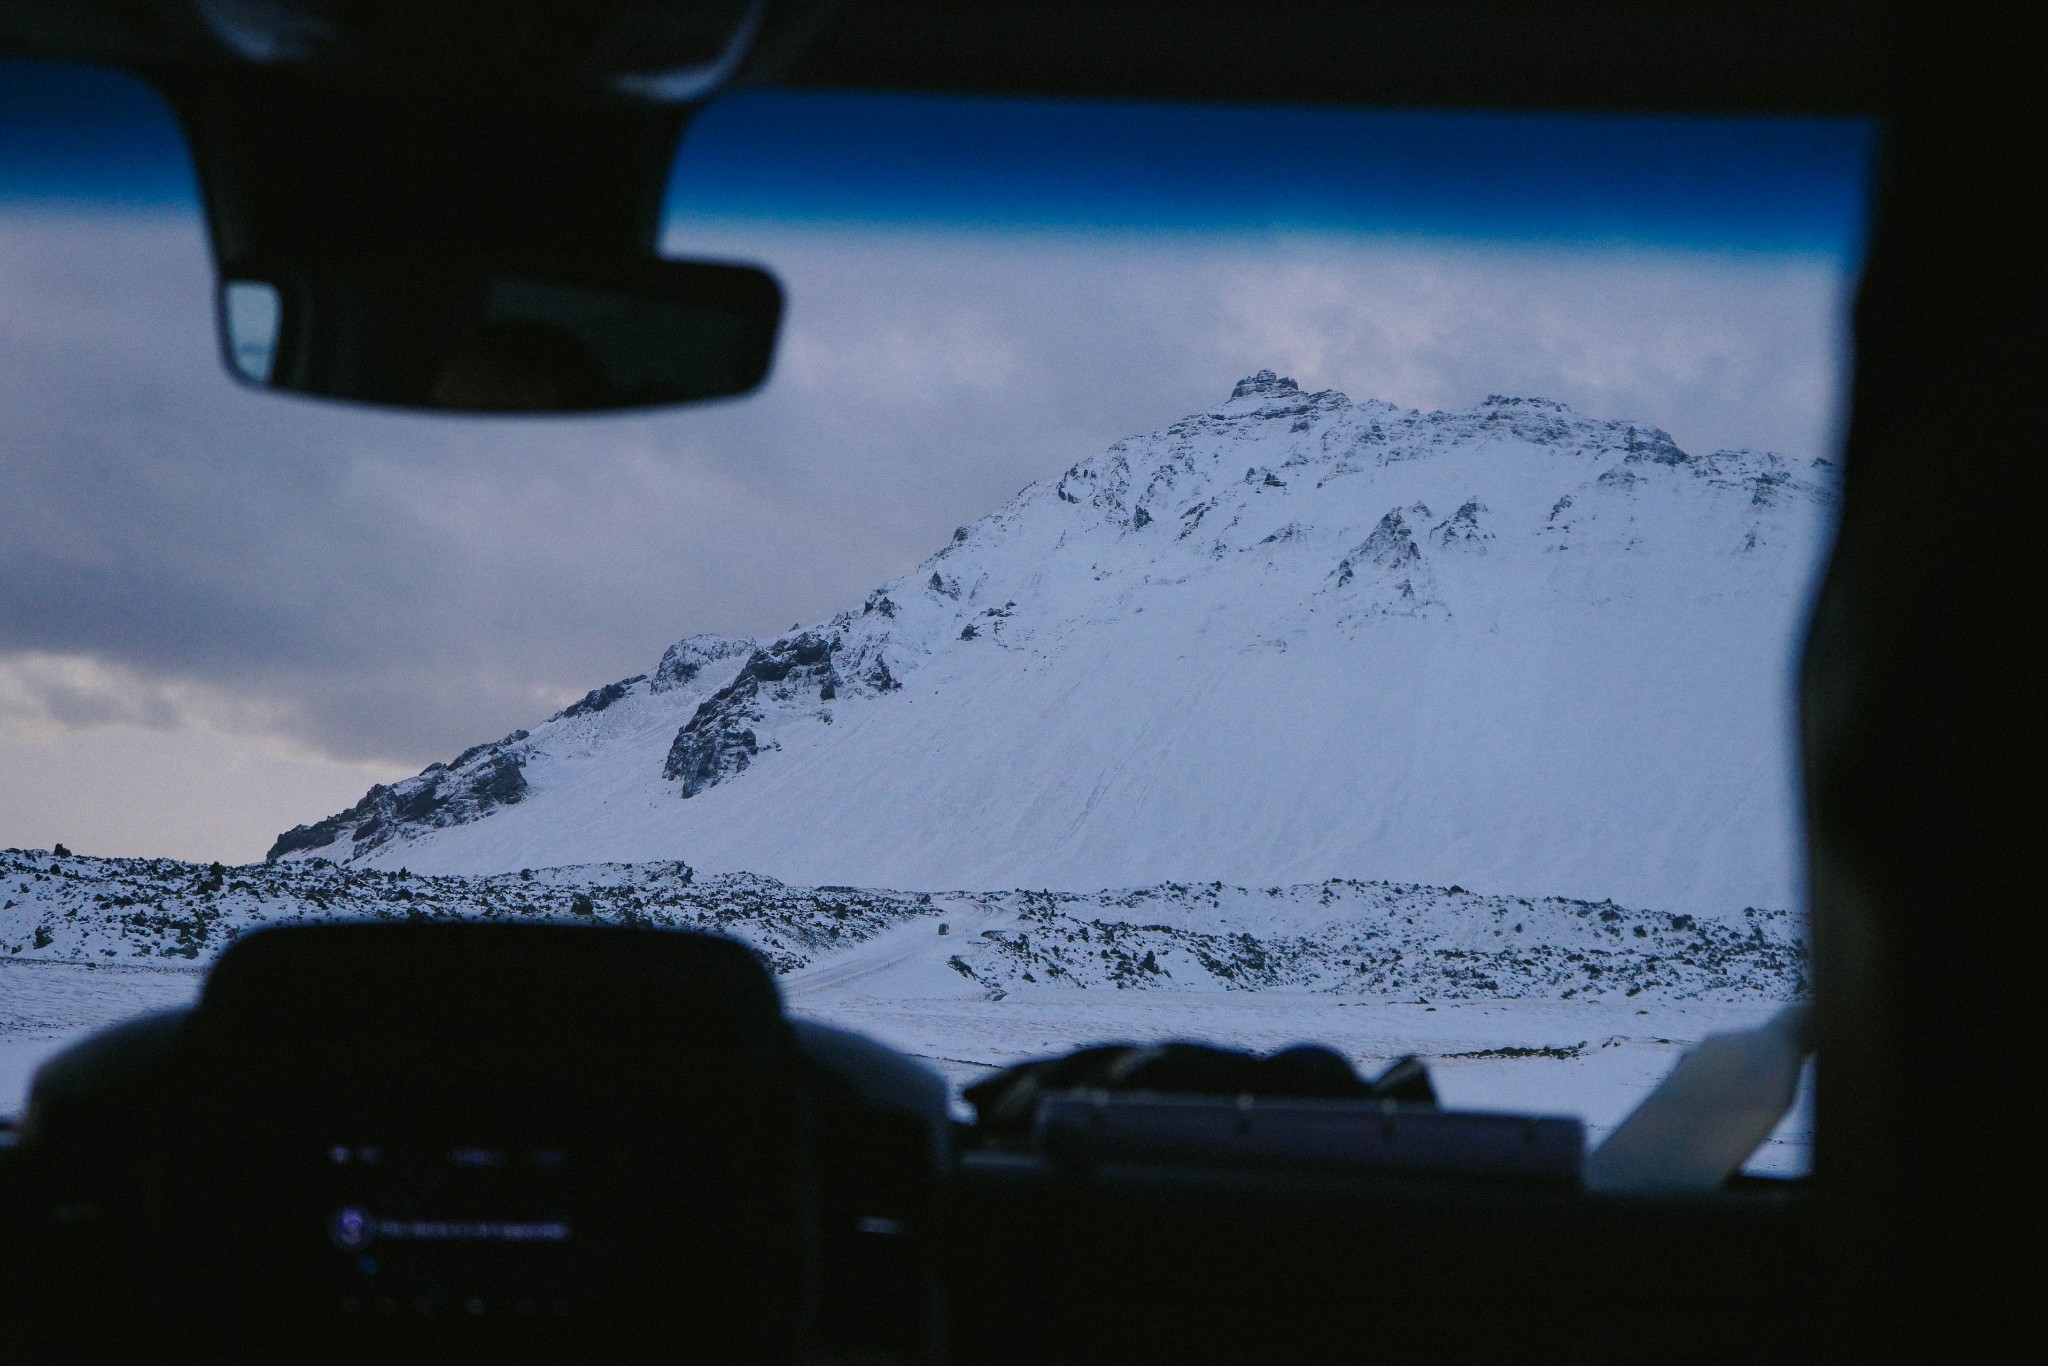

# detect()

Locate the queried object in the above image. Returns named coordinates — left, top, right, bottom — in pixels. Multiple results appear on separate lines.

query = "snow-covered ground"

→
left=0, top=963, right=1809, bottom=1176
left=0, top=848, right=1810, bottom=1174
left=0, top=957, right=204, bottom=1119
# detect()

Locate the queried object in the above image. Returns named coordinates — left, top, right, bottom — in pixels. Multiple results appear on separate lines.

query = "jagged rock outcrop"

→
left=269, top=742, right=532, bottom=861
left=663, top=631, right=837, bottom=796
left=557, top=676, right=644, bottom=719
left=1325, top=507, right=1444, bottom=617
left=661, top=626, right=909, bottom=797
left=652, top=634, right=755, bottom=691
left=267, top=634, right=759, bottom=864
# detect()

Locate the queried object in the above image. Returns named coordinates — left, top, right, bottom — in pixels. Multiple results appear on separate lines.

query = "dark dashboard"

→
left=3, top=919, right=1810, bottom=1364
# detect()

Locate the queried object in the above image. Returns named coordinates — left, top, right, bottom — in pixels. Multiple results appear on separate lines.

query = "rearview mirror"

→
left=218, top=257, right=782, bottom=413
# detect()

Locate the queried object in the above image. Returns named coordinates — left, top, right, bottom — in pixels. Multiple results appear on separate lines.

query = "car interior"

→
left=0, top=1, right=2039, bottom=1361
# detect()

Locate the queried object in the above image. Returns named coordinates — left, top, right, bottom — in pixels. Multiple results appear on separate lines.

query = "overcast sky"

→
left=0, top=75, right=1871, bottom=862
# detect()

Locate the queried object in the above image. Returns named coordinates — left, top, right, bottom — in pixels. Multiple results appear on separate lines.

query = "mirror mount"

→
left=167, top=69, right=690, bottom=268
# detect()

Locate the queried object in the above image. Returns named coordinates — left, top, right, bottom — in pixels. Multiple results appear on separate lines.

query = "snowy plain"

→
left=0, top=849, right=1811, bottom=1173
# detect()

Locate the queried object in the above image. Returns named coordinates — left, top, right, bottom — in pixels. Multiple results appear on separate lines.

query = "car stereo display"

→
left=226, top=1117, right=809, bottom=1366
left=315, top=1140, right=584, bottom=1321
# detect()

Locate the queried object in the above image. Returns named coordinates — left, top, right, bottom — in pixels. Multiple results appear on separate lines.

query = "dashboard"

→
left=0, top=920, right=1808, bottom=1365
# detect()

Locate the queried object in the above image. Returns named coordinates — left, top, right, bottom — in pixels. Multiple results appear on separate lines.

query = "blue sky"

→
left=672, top=90, right=1873, bottom=254
left=8, top=58, right=1873, bottom=257
left=1, top=59, right=1873, bottom=860
left=0, top=61, right=199, bottom=207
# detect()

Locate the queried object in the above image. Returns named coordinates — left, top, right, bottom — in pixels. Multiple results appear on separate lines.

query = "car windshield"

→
left=0, top=64, right=1872, bottom=1175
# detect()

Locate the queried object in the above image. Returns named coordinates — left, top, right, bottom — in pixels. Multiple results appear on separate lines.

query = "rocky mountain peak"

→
left=1213, top=368, right=1337, bottom=421
left=1480, top=394, right=1574, bottom=414
left=1231, top=369, right=1299, bottom=401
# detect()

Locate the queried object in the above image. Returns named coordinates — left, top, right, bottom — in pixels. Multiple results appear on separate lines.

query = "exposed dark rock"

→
left=1326, top=509, right=1444, bottom=616
left=740, top=633, right=836, bottom=687
left=1231, top=369, right=1298, bottom=400
left=1748, top=468, right=1791, bottom=508
left=392, top=783, right=443, bottom=821
left=472, top=754, right=528, bottom=805
left=1356, top=509, right=1422, bottom=568
left=663, top=631, right=844, bottom=798
left=267, top=787, right=381, bottom=860
left=666, top=710, right=760, bottom=798
left=267, top=752, right=529, bottom=862
left=651, top=634, right=754, bottom=692
left=1433, top=498, right=1493, bottom=551
left=1332, top=509, right=1417, bottom=587
left=1622, top=424, right=1690, bottom=465
left=555, top=675, right=644, bottom=720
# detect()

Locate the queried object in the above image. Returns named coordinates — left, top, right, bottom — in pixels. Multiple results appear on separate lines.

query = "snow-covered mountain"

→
left=272, top=372, right=1835, bottom=919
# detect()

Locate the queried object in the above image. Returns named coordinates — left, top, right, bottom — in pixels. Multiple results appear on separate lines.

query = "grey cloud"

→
left=2, top=211, right=1853, bottom=774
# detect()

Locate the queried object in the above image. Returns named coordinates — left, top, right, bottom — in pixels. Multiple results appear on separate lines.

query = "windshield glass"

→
left=1, top=65, right=1871, bottom=1175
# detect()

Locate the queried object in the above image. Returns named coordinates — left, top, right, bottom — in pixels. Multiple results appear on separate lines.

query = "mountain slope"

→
left=273, top=372, right=1835, bottom=918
